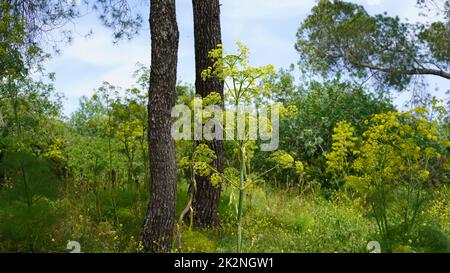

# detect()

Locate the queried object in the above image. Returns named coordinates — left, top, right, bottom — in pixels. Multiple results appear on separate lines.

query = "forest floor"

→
left=175, top=184, right=375, bottom=253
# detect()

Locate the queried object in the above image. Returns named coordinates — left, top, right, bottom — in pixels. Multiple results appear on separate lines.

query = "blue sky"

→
left=44, top=0, right=450, bottom=116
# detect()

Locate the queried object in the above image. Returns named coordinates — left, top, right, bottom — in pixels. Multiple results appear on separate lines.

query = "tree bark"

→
left=140, top=0, right=179, bottom=253
left=191, top=0, right=224, bottom=228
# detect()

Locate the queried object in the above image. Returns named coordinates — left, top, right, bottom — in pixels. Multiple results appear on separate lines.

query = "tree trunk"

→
left=191, top=0, right=224, bottom=228
left=140, top=0, right=179, bottom=253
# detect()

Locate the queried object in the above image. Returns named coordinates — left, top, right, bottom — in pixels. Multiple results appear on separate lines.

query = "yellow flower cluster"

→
left=325, top=121, right=357, bottom=176
left=327, top=108, right=448, bottom=192
left=279, top=104, right=299, bottom=119
left=428, top=193, right=450, bottom=233
left=210, top=173, right=222, bottom=188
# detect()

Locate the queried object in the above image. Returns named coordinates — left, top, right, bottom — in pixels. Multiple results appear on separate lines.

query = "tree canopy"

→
left=296, top=0, right=450, bottom=91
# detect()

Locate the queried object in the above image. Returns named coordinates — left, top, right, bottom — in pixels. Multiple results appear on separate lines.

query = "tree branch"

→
left=358, top=61, right=450, bottom=80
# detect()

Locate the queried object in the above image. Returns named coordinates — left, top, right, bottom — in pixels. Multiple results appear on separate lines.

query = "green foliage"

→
left=419, top=21, right=450, bottom=63
left=64, top=134, right=110, bottom=182
left=0, top=75, right=63, bottom=149
left=283, top=81, right=393, bottom=161
left=414, top=227, right=450, bottom=253
left=192, top=144, right=217, bottom=177
left=202, top=42, right=276, bottom=104
left=256, top=79, right=394, bottom=190
left=0, top=151, right=59, bottom=206
left=0, top=2, right=47, bottom=81
left=0, top=198, right=64, bottom=252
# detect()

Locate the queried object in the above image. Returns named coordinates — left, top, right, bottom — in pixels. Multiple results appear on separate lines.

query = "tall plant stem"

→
left=237, top=142, right=245, bottom=253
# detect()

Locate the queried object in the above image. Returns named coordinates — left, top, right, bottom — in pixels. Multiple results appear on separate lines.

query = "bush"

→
left=326, top=106, right=450, bottom=251
left=0, top=198, right=64, bottom=252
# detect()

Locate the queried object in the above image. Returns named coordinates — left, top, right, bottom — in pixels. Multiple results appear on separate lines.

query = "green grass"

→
left=1, top=180, right=447, bottom=253
left=175, top=184, right=376, bottom=253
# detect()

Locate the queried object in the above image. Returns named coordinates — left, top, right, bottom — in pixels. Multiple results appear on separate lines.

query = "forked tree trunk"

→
left=140, top=0, right=179, bottom=253
left=192, top=0, right=224, bottom=228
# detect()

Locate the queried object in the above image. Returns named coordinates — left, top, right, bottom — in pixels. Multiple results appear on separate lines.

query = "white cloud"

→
left=45, top=0, right=448, bottom=116
left=52, top=22, right=149, bottom=67
left=220, top=0, right=316, bottom=20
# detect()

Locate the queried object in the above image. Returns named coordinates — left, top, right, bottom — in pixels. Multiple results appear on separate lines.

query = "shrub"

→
left=327, top=106, right=450, bottom=251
